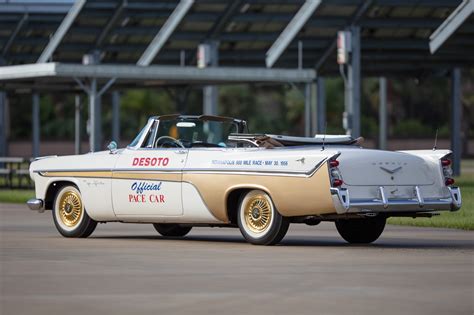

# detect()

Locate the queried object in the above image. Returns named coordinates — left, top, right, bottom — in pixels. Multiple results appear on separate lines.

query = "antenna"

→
left=432, top=128, right=439, bottom=151
left=321, top=122, right=327, bottom=151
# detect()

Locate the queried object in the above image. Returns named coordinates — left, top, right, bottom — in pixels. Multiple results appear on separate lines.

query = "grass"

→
left=1, top=161, right=473, bottom=230
left=388, top=174, right=474, bottom=230
left=0, top=189, right=34, bottom=204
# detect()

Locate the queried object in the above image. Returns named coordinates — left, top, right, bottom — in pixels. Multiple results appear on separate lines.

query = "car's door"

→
left=111, top=147, right=187, bottom=217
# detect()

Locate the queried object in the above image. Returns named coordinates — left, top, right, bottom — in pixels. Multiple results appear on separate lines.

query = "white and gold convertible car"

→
left=28, top=115, right=461, bottom=245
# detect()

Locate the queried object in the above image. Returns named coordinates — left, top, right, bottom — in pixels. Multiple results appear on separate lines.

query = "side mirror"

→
left=107, top=141, right=118, bottom=154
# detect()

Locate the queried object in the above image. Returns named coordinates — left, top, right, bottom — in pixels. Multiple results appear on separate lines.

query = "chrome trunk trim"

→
left=330, top=186, right=462, bottom=213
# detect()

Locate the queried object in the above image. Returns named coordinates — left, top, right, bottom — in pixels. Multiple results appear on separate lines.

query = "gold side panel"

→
left=183, top=164, right=335, bottom=222
left=112, top=172, right=180, bottom=181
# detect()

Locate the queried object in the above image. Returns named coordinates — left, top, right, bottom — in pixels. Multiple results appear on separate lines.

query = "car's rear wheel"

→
left=237, top=190, right=289, bottom=245
left=153, top=224, right=192, bottom=237
left=52, top=185, right=97, bottom=238
left=335, top=217, right=386, bottom=244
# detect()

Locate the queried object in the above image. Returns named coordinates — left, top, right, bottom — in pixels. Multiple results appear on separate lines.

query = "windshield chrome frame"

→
left=126, top=118, right=156, bottom=150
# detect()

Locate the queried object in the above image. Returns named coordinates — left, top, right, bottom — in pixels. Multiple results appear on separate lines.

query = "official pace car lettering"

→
left=211, top=159, right=289, bottom=166
left=129, top=181, right=165, bottom=203
left=132, top=157, right=169, bottom=167
left=131, top=181, right=162, bottom=194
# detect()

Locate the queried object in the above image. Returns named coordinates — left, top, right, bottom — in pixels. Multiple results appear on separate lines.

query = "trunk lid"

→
left=338, top=149, right=435, bottom=186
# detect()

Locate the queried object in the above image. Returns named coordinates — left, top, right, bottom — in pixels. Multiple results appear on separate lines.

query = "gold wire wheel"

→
left=244, top=194, right=272, bottom=233
left=58, top=189, right=83, bottom=227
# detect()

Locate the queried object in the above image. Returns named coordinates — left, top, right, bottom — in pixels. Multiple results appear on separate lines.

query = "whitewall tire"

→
left=52, top=185, right=97, bottom=238
left=237, top=190, right=289, bottom=245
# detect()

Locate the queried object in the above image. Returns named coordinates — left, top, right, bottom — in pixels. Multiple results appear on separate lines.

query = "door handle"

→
left=175, top=150, right=187, bottom=154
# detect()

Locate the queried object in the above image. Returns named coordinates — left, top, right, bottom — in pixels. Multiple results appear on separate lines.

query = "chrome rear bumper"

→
left=331, top=186, right=462, bottom=214
left=27, top=198, right=44, bottom=212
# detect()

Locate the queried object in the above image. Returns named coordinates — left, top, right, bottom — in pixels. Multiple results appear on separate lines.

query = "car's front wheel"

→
left=153, top=224, right=192, bottom=237
left=237, top=190, right=289, bottom=245
left=52, top=185, right=97, bottom=238
left=335, top=217, right=386, bottom=244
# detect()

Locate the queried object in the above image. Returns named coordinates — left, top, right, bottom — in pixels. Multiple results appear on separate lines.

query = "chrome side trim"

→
left=27, top=198, right=44, bottom=212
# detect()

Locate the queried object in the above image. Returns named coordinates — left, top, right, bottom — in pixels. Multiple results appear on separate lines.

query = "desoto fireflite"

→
left=27, top=115, right=462, bottom=245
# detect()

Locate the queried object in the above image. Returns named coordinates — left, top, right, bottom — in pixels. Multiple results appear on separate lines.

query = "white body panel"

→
left=30, top=151, right=117, bottom=221
left=29, top=121, right=460, bottom=224
left=184, top=147, right=337, bottom=174
left=112, top=148, right=186, bottom=217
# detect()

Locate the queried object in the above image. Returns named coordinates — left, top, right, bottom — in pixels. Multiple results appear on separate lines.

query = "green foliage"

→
left=6, top=69, right=473, bottom=144
left=392, top=119, right=433, bottom=138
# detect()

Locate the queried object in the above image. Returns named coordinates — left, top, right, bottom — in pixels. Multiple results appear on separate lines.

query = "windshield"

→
left=156, top=118, right=238, bottom=148
left=128, top=123, right=149, bottom=147
left=129, top=117, right=240, bottom=149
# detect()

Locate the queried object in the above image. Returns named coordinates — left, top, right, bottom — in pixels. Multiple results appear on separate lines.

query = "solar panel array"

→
left=1, top=0, right=473, bottom=76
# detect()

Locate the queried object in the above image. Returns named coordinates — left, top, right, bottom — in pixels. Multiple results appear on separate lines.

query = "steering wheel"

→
left=154, top=136, right=185, bottom=149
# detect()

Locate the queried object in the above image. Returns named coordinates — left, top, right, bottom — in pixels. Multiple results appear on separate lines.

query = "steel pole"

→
left=0, top=91, right=6, bottom=158
left=75, top=95, right=81, bottom=155
left=379, top=77, right=387, bottom=150
left=349, top=26, right=361, bottom=138
left=32, top=93, right=40, bottom=157
left=316, top=76, right=326, bottom=134
left=89, top=78, right=101, bottom=152
left=304, top=83, right=311, bottom=137
left=112, top=91, right=120, bottom=143
left=451, top=68, right=462, bottom=176
left=203, top=41, right=219, bottom=115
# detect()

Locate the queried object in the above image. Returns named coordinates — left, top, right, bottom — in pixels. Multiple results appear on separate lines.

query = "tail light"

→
left=329, top=160, right=339, bottom=167
left=445, top=178, right=455, bottom=186
left=329, top=159, right=343, bottom=187
left=441, top=159, right=451, bottom=167
left=440, top=157, right=454, bottom=186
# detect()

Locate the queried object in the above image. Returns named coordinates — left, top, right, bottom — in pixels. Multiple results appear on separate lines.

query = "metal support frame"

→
left=206, top=1, right=242, bottom=39
left=430, top=0, right=474, bottom=54
left=89, top=78, right=100, bottom=152
left=37, top=0, right=86, bottom=63
left=74, top=77, right=116, bottom=152
left=74, top=94, right=81, bottom=155
left=343, top=26, right=361, bottom=138
left=203, top=41, right=219, bottom=115
left=96, top=0, right=127, bottom=48
left=2, top=13, right=28, bottom=57
left=266, top=0, right=322, bottom=68
left=316, top=76, right=326, bottom=134
left=451, top=68, right=462, bottom=176
left=32, top=93, right=40, bottom=157
left=0, top=63, right=316, bottom=83
left=137, top=0, right=194, bottom=66
left=315, top=0, right=372, bottom=71
left=304, top=82, right=312, bottom=137
left=310, top=80, right=317, bottom=136
left=112, top=91, right=120, bottom=143
left=379, top=77, right=387, bottom=150
left=0, top=91, right=6, bottom=157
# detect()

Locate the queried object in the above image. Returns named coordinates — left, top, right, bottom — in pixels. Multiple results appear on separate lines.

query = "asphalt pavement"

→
left=1, top=203, right=473, bottom=315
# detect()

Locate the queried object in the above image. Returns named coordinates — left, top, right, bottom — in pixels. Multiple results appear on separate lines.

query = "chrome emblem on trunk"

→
left=380, top=166, right=402, bottom=174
